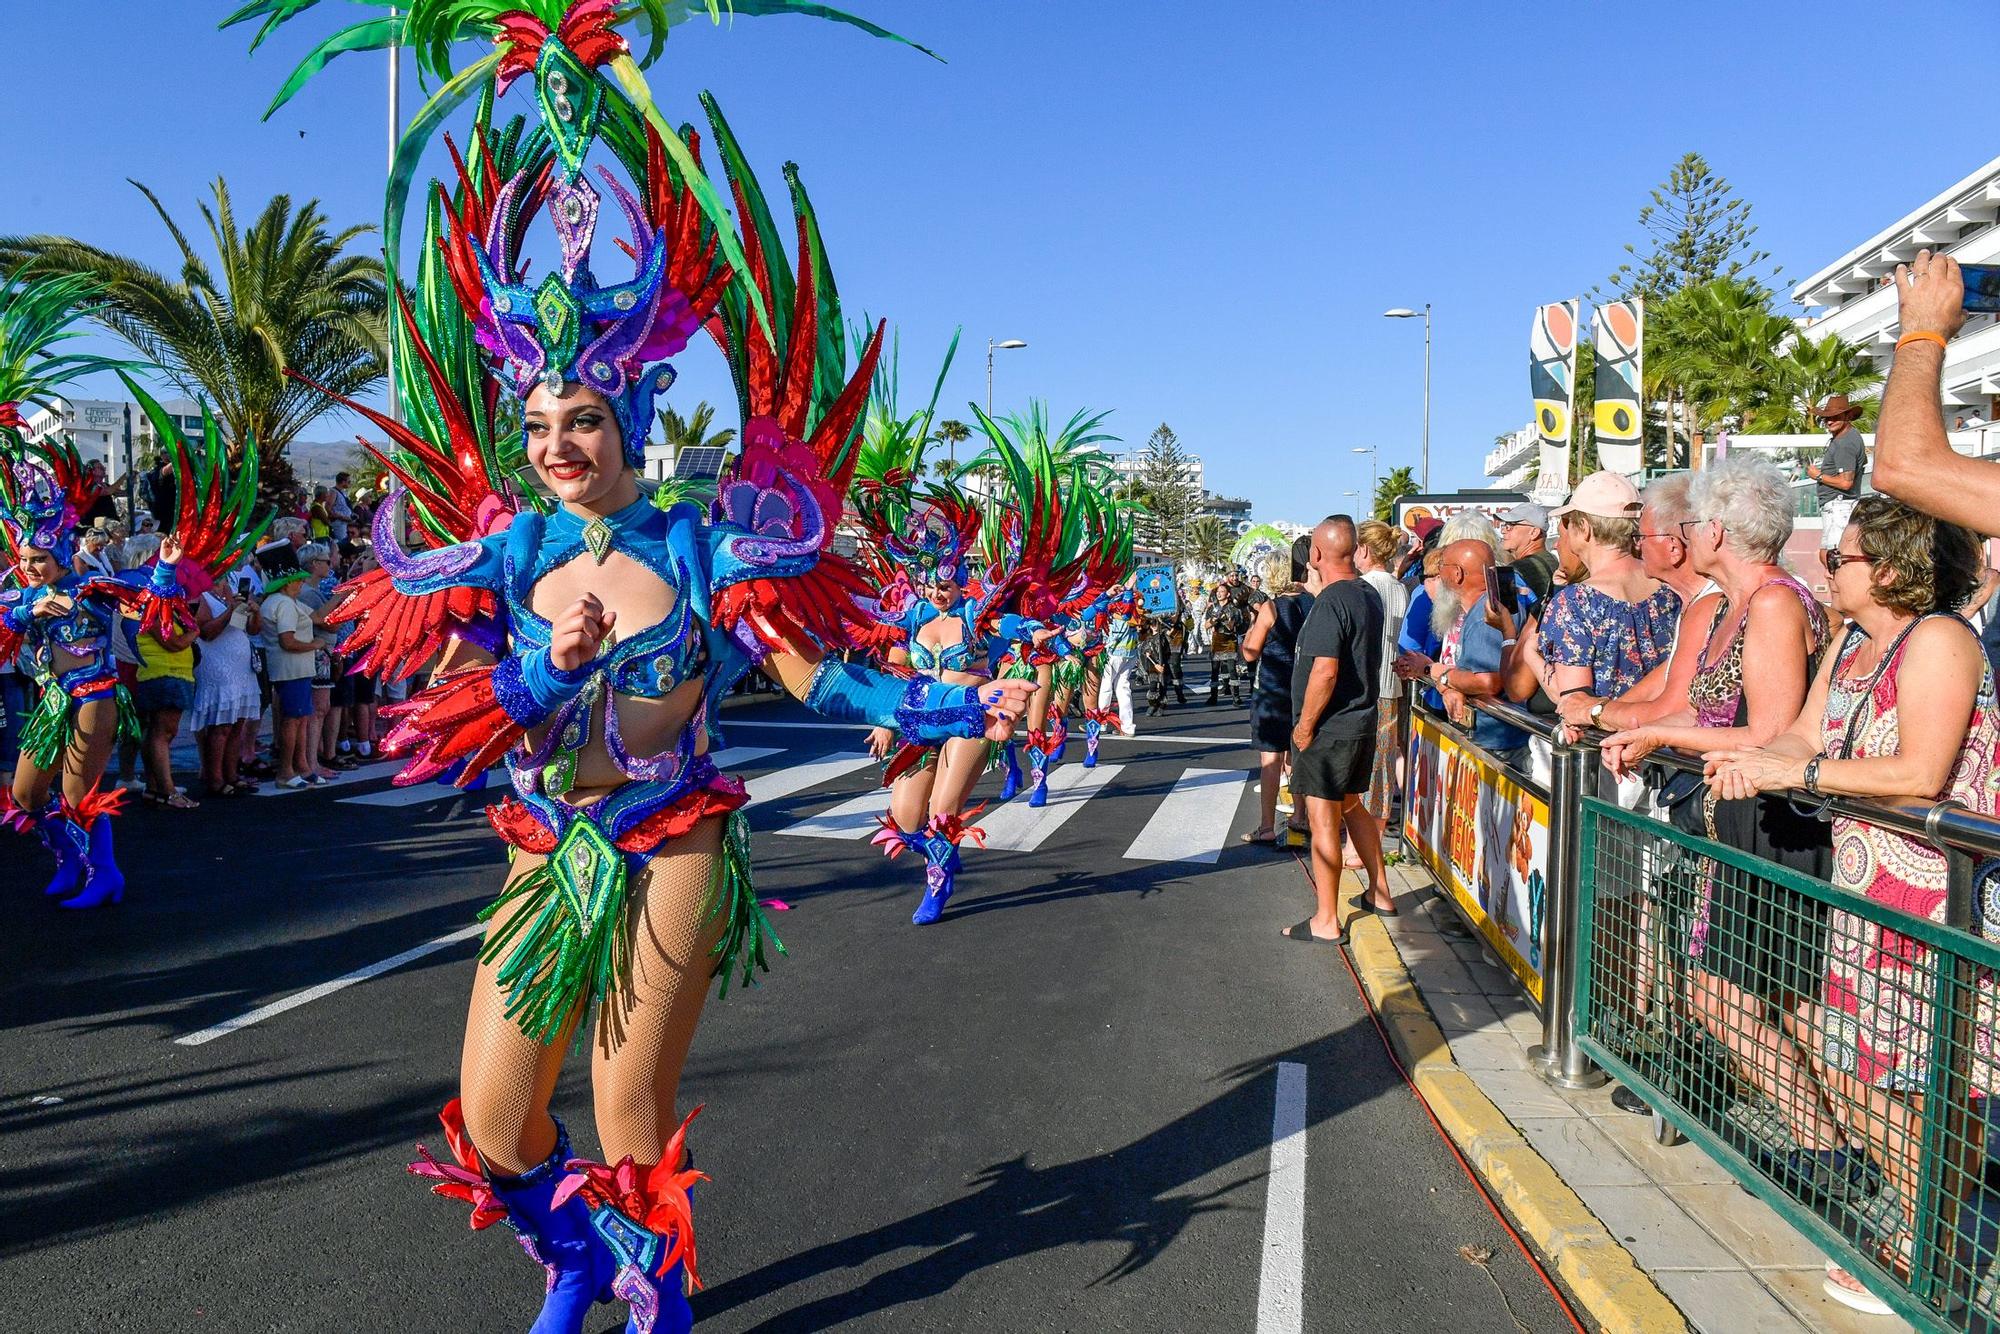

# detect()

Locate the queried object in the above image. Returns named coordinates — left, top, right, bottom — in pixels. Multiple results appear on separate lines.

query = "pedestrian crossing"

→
left=325, top=744, right=1256, bottom=864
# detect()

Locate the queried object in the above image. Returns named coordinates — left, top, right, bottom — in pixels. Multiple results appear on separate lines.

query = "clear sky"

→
left=4, top=1, right=1995, bottom=525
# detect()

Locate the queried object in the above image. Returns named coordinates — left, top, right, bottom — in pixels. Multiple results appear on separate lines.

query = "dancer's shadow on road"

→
left=692, top=1026, right=1394, bottom=1331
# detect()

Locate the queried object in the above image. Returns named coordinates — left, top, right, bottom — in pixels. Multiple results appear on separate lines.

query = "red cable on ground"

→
left=1289, top=848, right=1592, bottom=1334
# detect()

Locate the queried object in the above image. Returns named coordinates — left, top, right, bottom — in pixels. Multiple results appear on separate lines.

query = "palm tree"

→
left=1373, top=465, right=1419, bottom=522
left=0, top=179, right=386, bottom=495
left=1185, top=515, right=1235, bottom=573
left=654, top=402, right=737, bottom=456
left=1753, top=332, right=1880, bottom=434
left=931, top=418, right=972, bottom=466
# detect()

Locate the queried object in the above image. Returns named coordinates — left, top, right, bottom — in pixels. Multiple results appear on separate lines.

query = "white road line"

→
left=973, top=763, right=1123, bottom=852
left=1256, top=1061, right=1309, bottom=1334
left=773, top=785, right=889, bottom=840
left=727, top=718, right=1243, bottom=747
left=173, top=924, right=485, bottom=1046
left=1123, top=767, right=1250, bottom=864
left=254, top=758, right=404, bottom=795
left=743, top=752, right=876, bottom=807
left=336, top=748, right=788, bottom=809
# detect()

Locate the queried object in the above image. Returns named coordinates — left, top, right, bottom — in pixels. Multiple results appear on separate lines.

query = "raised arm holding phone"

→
left=1872, top=249, right=2000, bottom=536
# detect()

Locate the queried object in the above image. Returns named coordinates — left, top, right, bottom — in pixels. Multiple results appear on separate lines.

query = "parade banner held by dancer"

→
left=1134, top=563, right=1177, bottom=614
left=1593, top=298, right=1645, bottom=478
left=1528, top=299, right=1579, bottom=500
left=1402, top=711, right=1549, bottom=1001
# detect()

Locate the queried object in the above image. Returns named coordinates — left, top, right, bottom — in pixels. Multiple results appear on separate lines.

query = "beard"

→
left=1430, top=581, right=1466, bottom=643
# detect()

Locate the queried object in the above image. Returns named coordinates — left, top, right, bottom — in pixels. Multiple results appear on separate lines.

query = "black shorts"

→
left=331, top=668, right=376, bottom=708
left=1290, top=733, right=1377, bottom=802
left=1250, top=692, right=1292, bottom=753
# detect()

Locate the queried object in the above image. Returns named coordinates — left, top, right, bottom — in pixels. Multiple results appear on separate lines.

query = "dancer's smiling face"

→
left=524, top=383, right=629, bottom=511
left=16, top=546, right=59, bottom=587
left=924, top=576, right=961, bottom=611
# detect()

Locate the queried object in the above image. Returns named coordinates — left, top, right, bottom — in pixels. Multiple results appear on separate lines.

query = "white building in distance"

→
left=1484, top=424, right=1536, bottom=490
left=21, top=395, right=206, bottom=480
left=1796, top=154, right=2000, bottom=454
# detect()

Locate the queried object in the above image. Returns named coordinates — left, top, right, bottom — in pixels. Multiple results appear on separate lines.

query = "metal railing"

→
left=1402, top=687, right=2000, bottom=1327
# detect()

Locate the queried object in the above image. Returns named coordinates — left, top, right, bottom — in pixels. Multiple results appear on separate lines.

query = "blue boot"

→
left=1026, top=734, right=1052, bottom=809
left=487, top=1122, right=618, bottom=1334
left=36, top=798, right=86, bottom=899
left=58, top=814, right=124, bottom=910
left=1082, top=717, right=1102, bottom=770
left=1050, top=713, right=1069, bottom=763
left=998, top=742, right=1022, bottom=801
left=911, top=821, right=966, bottom=926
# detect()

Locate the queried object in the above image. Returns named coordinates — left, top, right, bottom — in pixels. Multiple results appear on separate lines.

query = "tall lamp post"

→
left=1351, top=444, right=1378, bottom=511
left=1383, top=305, right=1431, bottom=492
left=987, top=338, right=1027, bottom=414
left=386, top=10, right=404, bottom=426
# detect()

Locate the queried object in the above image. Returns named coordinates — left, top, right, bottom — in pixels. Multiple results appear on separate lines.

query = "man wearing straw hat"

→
left=1808, top=393, right=1867, bottom=549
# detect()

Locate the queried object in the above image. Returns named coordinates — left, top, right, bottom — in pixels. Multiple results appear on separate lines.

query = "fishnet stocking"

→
left=591, top=815, right=728, bottom=1166
left=457, top=818, right=730, bottom=1174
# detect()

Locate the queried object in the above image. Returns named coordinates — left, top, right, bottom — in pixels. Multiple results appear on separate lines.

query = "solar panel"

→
left=673, top=446, right=728, bottom=481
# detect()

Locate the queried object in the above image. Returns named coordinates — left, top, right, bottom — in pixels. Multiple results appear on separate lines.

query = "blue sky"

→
left=4, top=1, right=1995, bottom=525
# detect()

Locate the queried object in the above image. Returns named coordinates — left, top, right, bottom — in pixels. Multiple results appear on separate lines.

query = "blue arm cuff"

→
left=491, top=648, right=596, bottom=729
left=802, top=659, right=986, bottom=743
left=147, top=560, right=181, bottom=598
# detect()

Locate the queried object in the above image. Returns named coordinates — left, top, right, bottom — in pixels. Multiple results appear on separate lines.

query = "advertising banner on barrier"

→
left=1402, top=712, right=1550, bottom=1001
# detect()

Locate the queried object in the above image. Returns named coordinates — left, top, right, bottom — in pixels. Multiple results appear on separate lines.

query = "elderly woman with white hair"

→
left=1600, top=453, right=1846, bottom=1180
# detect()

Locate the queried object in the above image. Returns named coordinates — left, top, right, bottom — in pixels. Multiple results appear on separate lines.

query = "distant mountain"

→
left=285, top=437, right=388, bottom=486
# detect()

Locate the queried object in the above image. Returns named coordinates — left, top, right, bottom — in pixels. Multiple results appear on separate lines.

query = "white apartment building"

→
left=1483, top=424, right=1537, bottom=490
left=1796, top=154, right=2000, bottom=453
left=1109, top=452, right=1204, bottom=495
left=22, top=395, right=206, bottom=480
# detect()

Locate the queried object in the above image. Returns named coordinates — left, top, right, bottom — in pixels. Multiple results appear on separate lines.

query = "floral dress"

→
left=1820, top=616, right=2000, bottom=1092
left=1539, top=582, right=1680, bottom=699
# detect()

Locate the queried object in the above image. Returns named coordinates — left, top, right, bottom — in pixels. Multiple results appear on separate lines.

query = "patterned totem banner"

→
left=1592, top=298, right=1645, bottom=478
left=1529, top=299, right=1580, bottom=495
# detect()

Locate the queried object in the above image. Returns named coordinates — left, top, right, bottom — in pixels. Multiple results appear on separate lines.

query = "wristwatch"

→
left=1588, top=701, right=1606, bottom=726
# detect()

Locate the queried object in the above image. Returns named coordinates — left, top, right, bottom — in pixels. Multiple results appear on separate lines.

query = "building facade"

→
left=1796, top=154, right=2000, bottom=453
left=22, top=395, right=206, bottom=480
left=1483, top=424, right=1536, bottom=490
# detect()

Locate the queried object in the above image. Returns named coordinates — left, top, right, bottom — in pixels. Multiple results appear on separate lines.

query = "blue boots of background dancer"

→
left=998, top=741, right=1023, bottom=800
left=6, top=787, right=127, bottom=909
left=1024, top=731, right=1052, bottom=807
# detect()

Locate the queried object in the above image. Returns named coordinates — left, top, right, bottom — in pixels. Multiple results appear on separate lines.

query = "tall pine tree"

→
left=1130, top=422, right=1202, bottom=559
left=1600, top=152, right=1778, bottom=301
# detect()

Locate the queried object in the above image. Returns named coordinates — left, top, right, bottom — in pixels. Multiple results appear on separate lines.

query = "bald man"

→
left=1282, top=516, right=1389, bottom=943
left=1396, top=539, right=1529, bottom=767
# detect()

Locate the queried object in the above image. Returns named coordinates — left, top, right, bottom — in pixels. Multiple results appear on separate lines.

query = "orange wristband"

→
left=1896, top=330, right=1948, bottom=352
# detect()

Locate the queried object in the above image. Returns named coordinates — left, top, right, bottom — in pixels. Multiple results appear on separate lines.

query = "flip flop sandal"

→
left=1240, top=828, right=1278, bottom=844
left=1350, top=895, right=1400, bottom=917
left=1282, top=919, right=1344, bottom=945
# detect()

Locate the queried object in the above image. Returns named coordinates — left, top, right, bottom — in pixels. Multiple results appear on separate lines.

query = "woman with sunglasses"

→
left=1706, top=495, right=1996, bottom=1313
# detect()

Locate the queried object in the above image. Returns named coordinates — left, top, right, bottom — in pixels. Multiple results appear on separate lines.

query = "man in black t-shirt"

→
left=1283, top=515, right=1388, bottom=944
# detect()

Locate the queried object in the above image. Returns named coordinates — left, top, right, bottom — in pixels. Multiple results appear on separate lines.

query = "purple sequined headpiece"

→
left=0, top=455, right=79, bottom=565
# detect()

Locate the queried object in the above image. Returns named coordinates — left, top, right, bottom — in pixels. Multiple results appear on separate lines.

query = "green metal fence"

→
left=1574, top=795, right=2000, bottom=1329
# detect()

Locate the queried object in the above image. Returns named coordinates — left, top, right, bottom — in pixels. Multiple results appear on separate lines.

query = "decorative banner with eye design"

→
left=1529, top=299, right=1579, bottom=495
left=1592, top=298, right=1645, bottom=479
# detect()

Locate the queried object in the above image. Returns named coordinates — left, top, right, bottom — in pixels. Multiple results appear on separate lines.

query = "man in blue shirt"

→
left=1398, top=539, right=1529, bottom=770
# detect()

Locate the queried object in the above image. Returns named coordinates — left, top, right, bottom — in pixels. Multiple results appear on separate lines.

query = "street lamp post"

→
left=387, top=11, right=403, bottom=426
left=986, top=338, right=1027, bottom=416
left=1383, top=305, right=1431, bottom=492
left=1351, top=445, right=1378, bottom=509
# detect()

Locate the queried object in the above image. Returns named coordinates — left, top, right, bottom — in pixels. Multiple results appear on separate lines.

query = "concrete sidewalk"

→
left=1364, top=858, right=1910, bottom=1333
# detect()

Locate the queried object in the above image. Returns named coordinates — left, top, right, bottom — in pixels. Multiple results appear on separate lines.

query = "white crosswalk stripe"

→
left=743, top=751, right=876, bottom=807
left=772, top=784, right=890, bottom=840
left=337, top=747, right=789, bottom=808
left=973, top=763, right=1124, bottom=852
left=1123, top=767, right=1251, bottom=864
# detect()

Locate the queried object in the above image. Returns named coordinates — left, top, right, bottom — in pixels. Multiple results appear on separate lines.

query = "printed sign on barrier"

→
left=1402, top=712, right=1549, bottom=1001
left=1134, top=564, right=1178, bottom=614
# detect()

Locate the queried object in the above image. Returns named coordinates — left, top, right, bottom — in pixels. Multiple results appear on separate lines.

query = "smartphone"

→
left=1963, top=263, right=2000, bottom=313
left=1484, top=563, right=1518, bottom=615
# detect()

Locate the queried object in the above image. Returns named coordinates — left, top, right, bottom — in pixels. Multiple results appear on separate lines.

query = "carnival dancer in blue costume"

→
left=231, top=4, right=1022, bottom=1330
left=0, top=277, right=262, bottom=909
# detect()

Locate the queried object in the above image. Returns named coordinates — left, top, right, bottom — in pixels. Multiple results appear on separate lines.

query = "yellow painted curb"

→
left=1343, top=900, right=1688, bottom=1333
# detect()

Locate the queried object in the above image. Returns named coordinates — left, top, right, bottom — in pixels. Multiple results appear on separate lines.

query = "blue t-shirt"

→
left=1400, top=586, right=1444, bottom=712
left=1455, top=595, right=1528, bottom=754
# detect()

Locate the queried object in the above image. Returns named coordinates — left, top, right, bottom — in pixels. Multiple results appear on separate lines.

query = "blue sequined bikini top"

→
left=904, top=599, right=980, bottom=675
left=506, top=497, right=707, bottom=700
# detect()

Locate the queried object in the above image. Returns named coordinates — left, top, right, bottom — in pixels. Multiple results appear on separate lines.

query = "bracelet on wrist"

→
left=1803, top=753, right=1825, bottom=795
left=1895, top=330, right=1949, bottom=352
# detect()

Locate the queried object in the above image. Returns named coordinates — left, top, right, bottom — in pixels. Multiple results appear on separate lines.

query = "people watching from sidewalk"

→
left=254, top=515, right=308, bottom=577
left=132, top=587, right=201, bottom=810
left=296, top=543, right=346, bottom=779
left=261, top=568, right=321, bottom=788
left=1524, top=471, right=1677, bottom=737
left=1808, top=394, right=1868, bottom=551
left=1395, top=539, right=1530, bottom=770
left=1357, top=520, right=1411, bottom=825
left=1282, top=516, right=1388, bottom=942
left=1497, top=501, right=1558, bottom=601
left=73, top=527, right=114, bottom=579
left=1705, top=496, right=1995, bottom=1313
left=1597, top=453, right=1842, bottom=1167
left=1554, top=473, right=1721, bottom=737
left=191, top=574, right=263, bottom=797
left=1240, top=538, right=1315, bottom=845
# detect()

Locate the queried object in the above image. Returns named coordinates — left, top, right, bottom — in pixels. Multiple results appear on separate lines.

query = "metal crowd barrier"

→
left=1399, top=686, right=2000, bottom=1328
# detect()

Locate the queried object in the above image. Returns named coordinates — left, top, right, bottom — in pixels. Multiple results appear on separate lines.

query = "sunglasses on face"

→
left=1821, top=548, right=1875, bottom=575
